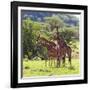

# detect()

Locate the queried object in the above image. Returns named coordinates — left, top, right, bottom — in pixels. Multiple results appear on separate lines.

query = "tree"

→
left=60, top=27, right=78, bottom=44
left=44, top=15, right=64, bottom=32
left=22, top=17, right=48, bottom=59
left=22, top=18, right=34, bottom=58
left=44, top=15, right=65, bottom=42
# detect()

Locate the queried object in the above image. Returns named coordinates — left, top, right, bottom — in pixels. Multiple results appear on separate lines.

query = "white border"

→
left=18, top=6, right=84, bottom=83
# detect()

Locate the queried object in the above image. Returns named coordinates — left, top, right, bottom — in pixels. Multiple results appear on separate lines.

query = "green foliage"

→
left=32, top=22, right=41, bottom=31
left=32, top=56, right=42, bottom=60
left=22, top=18, right=43, bottom=59
left=60, top=27, right=79, bottom=44
left=44, top=15, right=64, bottom=31
left=22, top=18, right=33, bottom=58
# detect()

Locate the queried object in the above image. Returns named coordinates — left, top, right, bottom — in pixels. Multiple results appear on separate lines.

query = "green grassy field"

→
left=23, top=58, right=80, bottom=77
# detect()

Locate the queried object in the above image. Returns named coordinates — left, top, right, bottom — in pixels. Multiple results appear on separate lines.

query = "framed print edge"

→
left=11, top=1, right=88, bottom=88
left=11, top=2, right=18, bottom=88
left=84, top=6, right=88, bottom=84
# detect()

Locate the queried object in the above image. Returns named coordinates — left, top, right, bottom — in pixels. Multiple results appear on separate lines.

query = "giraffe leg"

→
left=56, top=56, right=60, bottom=68
left=69, top=56, right=71, bottom=67
left=62, top=56, right=65, bottom=67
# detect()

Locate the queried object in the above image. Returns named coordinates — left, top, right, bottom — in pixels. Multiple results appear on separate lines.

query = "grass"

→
left=23, top=58, right=80, bottom=77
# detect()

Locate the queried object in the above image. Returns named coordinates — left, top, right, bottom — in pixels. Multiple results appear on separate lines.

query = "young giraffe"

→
left=37, top=36, right=58, bottom=67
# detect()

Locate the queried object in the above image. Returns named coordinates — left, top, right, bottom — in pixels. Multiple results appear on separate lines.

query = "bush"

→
left=32, top=56, right=42, bottom=60
left=60, top=27, right=78, bottom=44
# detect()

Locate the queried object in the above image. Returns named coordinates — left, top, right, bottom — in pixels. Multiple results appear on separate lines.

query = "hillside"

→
left=21, top=10, right=79, bottom=27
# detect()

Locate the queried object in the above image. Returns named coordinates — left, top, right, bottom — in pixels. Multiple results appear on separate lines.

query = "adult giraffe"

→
left=54, top=31, right=72, bottom=67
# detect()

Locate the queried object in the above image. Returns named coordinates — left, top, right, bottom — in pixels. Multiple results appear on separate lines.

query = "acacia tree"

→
left=44, top=15, right=64, bottom=32
left=44, top=15, right=65, bottom=42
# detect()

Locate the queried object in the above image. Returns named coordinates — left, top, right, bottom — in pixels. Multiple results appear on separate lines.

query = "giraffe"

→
left=54, top=32, right=72, bottom=67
